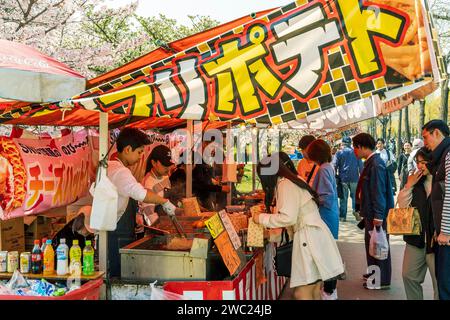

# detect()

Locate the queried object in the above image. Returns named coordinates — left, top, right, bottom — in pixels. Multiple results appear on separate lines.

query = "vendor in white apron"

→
left=105, top=128, right=177, bottom=277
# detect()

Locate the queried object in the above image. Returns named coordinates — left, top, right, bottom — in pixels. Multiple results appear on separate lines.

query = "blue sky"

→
left=107, top=0, right=293, bottom=24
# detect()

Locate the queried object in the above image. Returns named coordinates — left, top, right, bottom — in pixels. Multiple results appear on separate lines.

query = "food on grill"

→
left=164, top=237, right=193, bottom=251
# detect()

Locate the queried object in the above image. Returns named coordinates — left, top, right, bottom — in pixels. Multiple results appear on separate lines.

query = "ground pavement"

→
left=279, top=200, right=436, bottom=300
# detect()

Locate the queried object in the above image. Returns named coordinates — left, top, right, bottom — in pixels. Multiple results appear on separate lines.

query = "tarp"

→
left=0, top=0, right=445, bottom=130
left=0, top=39, right=86, bottom=103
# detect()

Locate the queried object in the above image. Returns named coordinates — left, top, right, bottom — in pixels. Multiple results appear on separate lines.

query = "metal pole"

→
left=226, top=122, right=232, bottom=206
left=99, top=112, right=110, bottom=299
left=252, top=128, right=258, bottom=192
left=186, top=120, right=193, bottom=198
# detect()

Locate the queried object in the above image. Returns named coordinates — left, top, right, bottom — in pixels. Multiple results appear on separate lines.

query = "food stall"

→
left=0, top=0, right=445, bottom=300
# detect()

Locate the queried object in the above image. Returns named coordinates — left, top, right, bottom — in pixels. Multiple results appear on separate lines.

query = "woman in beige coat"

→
left=253, top=152, right=344, bottom=300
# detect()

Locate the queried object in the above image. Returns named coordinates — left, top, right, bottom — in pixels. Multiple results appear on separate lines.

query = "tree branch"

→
left=432, top=12, right=450, bottom=21
left=15, top=0, right=25, bottom=15
left=16, top=4, right=49, bottom=31
left=85, top=14, right=116, bottom=44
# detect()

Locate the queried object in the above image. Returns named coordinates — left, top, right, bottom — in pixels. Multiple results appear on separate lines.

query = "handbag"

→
left=274, top=229, right=293, bottom=277
left=387, top=204, right=421, bottom=235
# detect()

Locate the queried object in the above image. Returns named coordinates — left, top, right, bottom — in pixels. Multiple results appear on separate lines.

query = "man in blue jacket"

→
left=333, top=136, right=363, bottom=222
left=353, top=133, right=394, bottom=290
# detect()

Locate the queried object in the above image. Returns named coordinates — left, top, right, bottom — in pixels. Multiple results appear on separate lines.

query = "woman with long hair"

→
left=253, top=152, right=344, bottom=300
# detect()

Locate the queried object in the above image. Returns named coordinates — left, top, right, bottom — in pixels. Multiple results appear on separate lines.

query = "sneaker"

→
left=339, top=217, right=346, bottom=222
left=321, top=289, right=338, bottom=300
left=352, top=211, right=361, bottom=221
left=363, top=282, right=390, bottom=290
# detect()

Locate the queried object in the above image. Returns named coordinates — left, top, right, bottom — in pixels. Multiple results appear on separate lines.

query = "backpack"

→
left=386, top=150, right=397, bottom=173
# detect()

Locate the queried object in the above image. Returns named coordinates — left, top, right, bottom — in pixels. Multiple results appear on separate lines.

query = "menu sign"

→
left=219, top=210, right=241, bottom=250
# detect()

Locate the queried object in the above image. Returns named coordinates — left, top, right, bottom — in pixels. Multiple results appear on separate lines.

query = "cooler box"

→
left=0, top=278, right=103, bottom=300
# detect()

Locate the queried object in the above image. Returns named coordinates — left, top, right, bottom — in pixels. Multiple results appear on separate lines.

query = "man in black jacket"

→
left=353, top=133, right=394, bottom=290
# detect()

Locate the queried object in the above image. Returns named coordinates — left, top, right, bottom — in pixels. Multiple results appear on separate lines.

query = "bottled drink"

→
left=56, top=238, right=69, bottom=275
left=69, top=240, right=82, bottom=275
left=82, top=240, right=95, bottom=276
left=40, top=238, right=47, bottom=261
left=31, top=240, right=42, bottom=274
left=43, top=239, right=55, bottom=276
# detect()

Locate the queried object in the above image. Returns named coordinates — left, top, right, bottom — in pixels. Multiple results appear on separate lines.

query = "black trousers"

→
left=364, top=219, right=392, bottom=286
left=107, top=199, right=138, bottom=278
left=436, top=244, right=450, bottom=300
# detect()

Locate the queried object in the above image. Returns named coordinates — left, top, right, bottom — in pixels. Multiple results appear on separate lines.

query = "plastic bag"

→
left=369, top=226, right=389, bottom=260
left=31, top=279, right=56, bottom=296
left=150, top=281, right=187, bottom=300
left=0, top=285, right=14, bottom=295
left=5, top=270, right=30, bottom=290
left=89, top=174, right=118, bottom=231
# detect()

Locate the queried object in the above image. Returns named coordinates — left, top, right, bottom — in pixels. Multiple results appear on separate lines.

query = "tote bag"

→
left=89, top=174, right=119, bottom=231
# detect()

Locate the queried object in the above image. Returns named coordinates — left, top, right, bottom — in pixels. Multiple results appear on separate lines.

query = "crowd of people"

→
left=252, top=119, right=450, bottom=300
left=67, top=120, right=450, bottom=300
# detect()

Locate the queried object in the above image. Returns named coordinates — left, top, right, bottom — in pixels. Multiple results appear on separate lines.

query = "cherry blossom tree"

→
left=0, top=0, right=219, bottom=78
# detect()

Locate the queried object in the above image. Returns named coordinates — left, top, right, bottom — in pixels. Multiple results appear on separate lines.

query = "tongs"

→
left=169, top=215, right=187, bottom=238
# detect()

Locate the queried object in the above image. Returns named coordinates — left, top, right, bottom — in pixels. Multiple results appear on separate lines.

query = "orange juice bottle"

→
left=43, top=239, right=55, bottom=276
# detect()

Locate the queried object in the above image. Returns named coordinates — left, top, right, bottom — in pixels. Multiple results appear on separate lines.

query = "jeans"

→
left=339, top=182, right=357, bottom=220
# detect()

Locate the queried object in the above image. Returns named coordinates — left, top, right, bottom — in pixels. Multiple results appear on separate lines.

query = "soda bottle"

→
left=56, top=238, right=69, bottom=275
left=43, top=239, right=55, bottom=276
left=31, top=240, right=42, bottom=274
left=69, top=239, right=82, bottom=275
left=40, top=237, right=47, bottom=261
left=82, top=240, right=95, bottom=276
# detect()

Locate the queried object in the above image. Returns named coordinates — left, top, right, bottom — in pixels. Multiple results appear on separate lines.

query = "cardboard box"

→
left=25, top=216, right=53, bottom=250
left=0, top=217, right=25, bottom=252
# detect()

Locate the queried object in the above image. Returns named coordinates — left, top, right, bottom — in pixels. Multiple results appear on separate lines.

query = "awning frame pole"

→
left=99, top=112, right=109, bottom=299
left=186, top=119, right=193, bottom=198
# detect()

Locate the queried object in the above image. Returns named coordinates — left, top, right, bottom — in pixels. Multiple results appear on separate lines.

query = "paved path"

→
left=279, top=202, right=436, bottom=300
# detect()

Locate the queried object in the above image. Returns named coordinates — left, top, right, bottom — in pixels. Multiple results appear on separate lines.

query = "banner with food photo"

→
left=21, top=0, right=442, bottom=130
left=0, top=129, right=92, bottom=220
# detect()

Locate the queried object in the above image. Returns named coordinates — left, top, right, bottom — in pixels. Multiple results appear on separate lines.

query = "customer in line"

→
left=253, top=152, right=344, bottom=300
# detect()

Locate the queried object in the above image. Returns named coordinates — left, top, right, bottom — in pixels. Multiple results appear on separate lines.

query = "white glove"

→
left=162, top=201, right=177, bottom=216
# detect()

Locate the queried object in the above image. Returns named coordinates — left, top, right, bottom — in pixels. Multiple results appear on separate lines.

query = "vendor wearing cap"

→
left=136, top=145, right=175, bottom=236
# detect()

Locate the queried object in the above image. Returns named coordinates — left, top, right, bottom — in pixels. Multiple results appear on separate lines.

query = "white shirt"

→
left=139, top=171, right=171, bottom=225
left=376, top=149, right=394, bottom=164
left=107, top=160, right=147, bottom=221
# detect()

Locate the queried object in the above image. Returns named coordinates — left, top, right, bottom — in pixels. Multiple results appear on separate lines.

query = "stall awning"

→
left=0, top=0, right=445, bottom=130
left=0, top=39, right=86, bottom=103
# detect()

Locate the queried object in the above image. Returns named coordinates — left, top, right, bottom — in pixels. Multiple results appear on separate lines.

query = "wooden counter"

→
left=0, top=271, right=104, bottom=281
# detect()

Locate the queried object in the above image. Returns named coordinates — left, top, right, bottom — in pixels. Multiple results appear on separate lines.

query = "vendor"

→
left=105, top=128, right=178, bottom=277
left=168, top=150, right=230, bottom=210
left=136, top=145, right=175, bottom=238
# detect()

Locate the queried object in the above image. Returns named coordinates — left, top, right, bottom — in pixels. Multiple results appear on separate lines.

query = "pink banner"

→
left=0, top=130, right=92, bottom=220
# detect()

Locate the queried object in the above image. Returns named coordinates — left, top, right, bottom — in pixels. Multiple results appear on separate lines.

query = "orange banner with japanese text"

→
left=0, top=130, right=92, bottom=220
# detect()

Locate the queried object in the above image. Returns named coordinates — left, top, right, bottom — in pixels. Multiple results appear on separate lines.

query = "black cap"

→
left=149, top=145, right=174, bottom=167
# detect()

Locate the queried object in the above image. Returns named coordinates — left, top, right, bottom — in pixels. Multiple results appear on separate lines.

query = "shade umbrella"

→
left=0, top=39, right=85, bottom=103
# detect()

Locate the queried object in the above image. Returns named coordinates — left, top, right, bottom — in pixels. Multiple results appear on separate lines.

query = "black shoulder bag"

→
left=274, top=229, right=293, bottom=277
